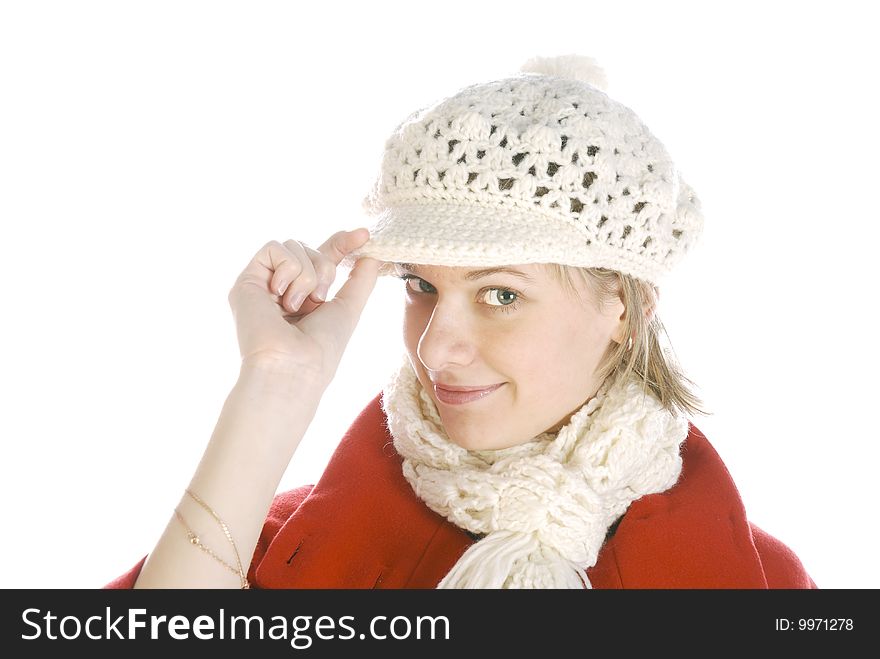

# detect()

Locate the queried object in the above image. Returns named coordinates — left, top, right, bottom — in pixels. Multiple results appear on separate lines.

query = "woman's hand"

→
left=227, top=228, right=381, bottom=387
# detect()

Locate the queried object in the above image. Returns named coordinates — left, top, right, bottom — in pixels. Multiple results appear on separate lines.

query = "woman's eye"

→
left=400, top=274, right=435, bottom=294
left=481, top=288, right=518, bottom=306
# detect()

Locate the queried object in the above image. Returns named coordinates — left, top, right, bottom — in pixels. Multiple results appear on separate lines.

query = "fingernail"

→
left=290, top=292, right=306, bottom=310
left=313, top=284, right=329, bottom=301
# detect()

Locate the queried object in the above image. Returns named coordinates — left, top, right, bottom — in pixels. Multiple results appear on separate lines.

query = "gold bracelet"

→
left=174, top=489, right=250, bottom=589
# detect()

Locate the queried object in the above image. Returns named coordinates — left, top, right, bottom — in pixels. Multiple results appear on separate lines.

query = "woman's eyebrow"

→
left=396, top=263, right=535, bottom=283
left=463, top=267, right=535, bottom=283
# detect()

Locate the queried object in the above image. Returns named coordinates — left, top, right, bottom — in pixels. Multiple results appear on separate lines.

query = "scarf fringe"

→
left=437, top=530, right=589, bottom=589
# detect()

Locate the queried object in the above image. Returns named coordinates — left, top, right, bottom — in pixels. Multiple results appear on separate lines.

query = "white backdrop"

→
left=2, top=0, right=877, bottom=589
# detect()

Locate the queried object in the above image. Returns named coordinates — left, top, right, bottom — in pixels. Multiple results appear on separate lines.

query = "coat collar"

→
left=255, top=393, right=769, bottom=588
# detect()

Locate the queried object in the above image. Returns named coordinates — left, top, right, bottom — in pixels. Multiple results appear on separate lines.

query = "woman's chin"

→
left=443, top=424, right=528, bottom=451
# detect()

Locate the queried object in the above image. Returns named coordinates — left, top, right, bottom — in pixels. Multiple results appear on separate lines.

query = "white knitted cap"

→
left=348, top=55, right=703, bottom=284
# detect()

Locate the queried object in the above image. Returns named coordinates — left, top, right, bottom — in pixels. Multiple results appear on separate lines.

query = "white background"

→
left=2, top=0, right=877, bottom=589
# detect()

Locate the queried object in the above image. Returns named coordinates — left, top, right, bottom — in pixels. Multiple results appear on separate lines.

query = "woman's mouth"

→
left=432, top=383, right=505, bottom=405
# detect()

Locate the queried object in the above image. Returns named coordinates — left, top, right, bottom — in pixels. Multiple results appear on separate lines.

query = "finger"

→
left=277, top=239, right=319, bottom=312
left=296, top=243, right=338, bottom=303
left=258, top=240, right=308, bottom=297
left=315, top=228, right=372, bottom=266
left=294, top=228, right=372, bottom=307
left=229, top=242, right=295, bottom=320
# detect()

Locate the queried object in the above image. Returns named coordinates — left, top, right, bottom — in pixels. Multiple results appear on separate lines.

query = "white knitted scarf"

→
left=382, top=356, right=689, bottom=589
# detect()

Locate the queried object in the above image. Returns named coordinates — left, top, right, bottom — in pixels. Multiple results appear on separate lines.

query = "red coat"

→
left=107, top=392, right=816, bottom=589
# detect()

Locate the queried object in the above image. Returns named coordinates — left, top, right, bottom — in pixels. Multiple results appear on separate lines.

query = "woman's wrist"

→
left=192, top=354, right=327, bottom=496
left=237, top=353, right=327, bottom=400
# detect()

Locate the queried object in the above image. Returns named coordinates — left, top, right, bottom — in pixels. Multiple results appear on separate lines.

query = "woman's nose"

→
left=416, top=302, right=477, bottom=373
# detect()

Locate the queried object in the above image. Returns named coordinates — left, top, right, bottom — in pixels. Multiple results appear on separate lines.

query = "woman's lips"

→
left=433, top=383, right=504, bottom=405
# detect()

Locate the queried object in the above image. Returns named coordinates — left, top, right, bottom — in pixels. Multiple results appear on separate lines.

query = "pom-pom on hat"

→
left=348, top=55, right=703, bottom=285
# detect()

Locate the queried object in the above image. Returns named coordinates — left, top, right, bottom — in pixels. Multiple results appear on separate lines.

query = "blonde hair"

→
left=548, top=264, right=709, bottom=419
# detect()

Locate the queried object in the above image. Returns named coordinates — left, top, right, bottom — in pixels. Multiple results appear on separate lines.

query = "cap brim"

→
left=344, top=202, right=600, bottom=275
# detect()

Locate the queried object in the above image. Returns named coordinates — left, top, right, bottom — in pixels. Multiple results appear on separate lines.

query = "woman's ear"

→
left=646, top=286, right=659, bottom=323
left=604, top=273, right=627, bottom=345
left=610, top=298, right=628, bottom=345
left=610, top=283, right=657, bottom=345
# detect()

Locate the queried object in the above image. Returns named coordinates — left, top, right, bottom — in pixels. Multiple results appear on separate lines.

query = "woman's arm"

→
left=133, top=230, right=381, bottom=588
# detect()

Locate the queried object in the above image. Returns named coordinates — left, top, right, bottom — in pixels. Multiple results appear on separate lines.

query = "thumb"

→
left=332, top=256, right=382, bottom=317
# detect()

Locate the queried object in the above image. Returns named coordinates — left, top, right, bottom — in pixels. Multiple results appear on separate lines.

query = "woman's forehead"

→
left=393, top=262, right=550, bottom=283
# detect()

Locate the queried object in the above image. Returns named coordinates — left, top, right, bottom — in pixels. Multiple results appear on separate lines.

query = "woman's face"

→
left=395, top=263, right=627, bottom=450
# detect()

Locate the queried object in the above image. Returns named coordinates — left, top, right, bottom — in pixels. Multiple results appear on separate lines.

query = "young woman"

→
left=107, top=55, right=815, bottom=589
